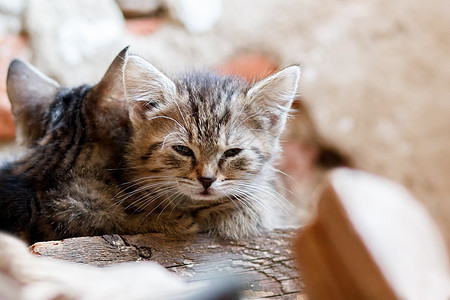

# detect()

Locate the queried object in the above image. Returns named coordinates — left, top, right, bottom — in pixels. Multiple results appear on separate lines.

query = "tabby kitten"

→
left=120, top=55, right=301, bottom=239
left=0, top=49, right=130, bottom=242
left=1, top=49, right=207, bottom=243
left=0, top=48, right=300, bottom=242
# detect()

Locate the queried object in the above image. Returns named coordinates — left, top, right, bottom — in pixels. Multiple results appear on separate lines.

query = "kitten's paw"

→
left=132, top=211, right=199, bottom=236
left=203, top=210, right=262, bottom=240
left=172, top=213, right=199, bottom=235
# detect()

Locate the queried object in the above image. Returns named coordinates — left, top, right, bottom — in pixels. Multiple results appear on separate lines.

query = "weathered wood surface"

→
left=30, top=229, right=305, bottom=299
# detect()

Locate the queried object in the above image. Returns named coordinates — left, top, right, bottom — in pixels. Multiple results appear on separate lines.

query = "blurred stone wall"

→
left=1, top=0, right=450, bottom=246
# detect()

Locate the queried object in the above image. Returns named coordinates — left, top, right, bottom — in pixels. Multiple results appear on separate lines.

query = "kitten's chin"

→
left=192, top=192, right=222, bottom=201
left=184, top=189, right=225, bottom=201
left=179, top=186, right=226, bottom=201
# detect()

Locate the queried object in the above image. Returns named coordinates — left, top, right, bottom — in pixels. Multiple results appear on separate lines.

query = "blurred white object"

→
left=26, top=0, right=124, bottom=66
left=331, top=168, right=450, bottom=300
left=0, top=233, right=208, bottom=300
left=0, top=0, right=26, bottom=15
left=0, top=0, right=25, bottom=35
left=0, top=13, right=22, bottom=36
left=166, top=0, right=222, bottom=33
left=57, top=18, right=122, bottom=66
left=24, top=0, right=125, bottom=84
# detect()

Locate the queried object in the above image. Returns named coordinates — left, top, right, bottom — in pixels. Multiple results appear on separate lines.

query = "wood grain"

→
left=30, top=229, right=305, bottom=299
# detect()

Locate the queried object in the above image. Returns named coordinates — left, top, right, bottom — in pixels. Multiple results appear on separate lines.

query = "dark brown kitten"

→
left=0, top=49, right=127, bottom=242
left=0, top=49, right=197, bottom=243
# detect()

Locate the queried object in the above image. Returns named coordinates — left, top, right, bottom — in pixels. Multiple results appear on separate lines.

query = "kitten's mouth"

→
left=200, top=190, right=211, bottom=195
left=194, top=189, right=222, bottom=201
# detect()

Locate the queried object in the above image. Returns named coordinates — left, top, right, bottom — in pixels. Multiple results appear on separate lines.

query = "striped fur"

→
left=1, top=52, right=202, bottom=243
left=0, top=49, right=300, bottom=242
left=122, top=55, right=301, bottom=239
left=1, top=83, right=123, bottom=242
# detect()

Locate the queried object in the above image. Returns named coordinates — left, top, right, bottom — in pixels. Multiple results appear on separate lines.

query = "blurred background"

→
left=0, top=0, right=449, bottom=248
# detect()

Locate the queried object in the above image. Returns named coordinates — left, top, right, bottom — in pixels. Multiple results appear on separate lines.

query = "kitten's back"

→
left=0, top=50, right=130, bottom=242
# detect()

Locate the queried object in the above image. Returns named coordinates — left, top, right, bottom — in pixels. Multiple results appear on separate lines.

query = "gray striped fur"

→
left=122, top=54, right=300, bottom=239
left=2, top=49, right=300, bottom=242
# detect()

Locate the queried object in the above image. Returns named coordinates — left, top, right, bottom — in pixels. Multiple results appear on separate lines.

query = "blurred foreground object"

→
left=296, top=168, right=450, bottom=300
left=0, top=232, right=191, bottom=299
left=30, top=230, right=302, bottom=298
left=0, top=232, right=242, bottom=300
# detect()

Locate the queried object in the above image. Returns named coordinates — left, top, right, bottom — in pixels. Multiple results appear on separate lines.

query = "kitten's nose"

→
left=198, top=177, right=216, bottom=189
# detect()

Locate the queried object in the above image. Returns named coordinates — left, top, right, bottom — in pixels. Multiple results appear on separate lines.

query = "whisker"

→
left=232, top=183, right=293, bottom=215
left=174, top=99, right=188, bottom=129
left=156, top=190, right=185, bottom=219
left=146, top=115, right=187, bottom=134
left=132, top=183, right=177, bottom=210
left=161, top=132, right=178, bottom=149
left=231, top=192, right=260, bottom=215
left=168, top=193, right=186, bottom=215
left=128, top=185, right=176, bottom=214
left=140, top=189, right=177, bottom=221
left=239, top=181, right=294, bottom=207
left=111, top=180, right=176, bottom=213
left=273, top=168, right=295, bottom=181
left=276, top=184, right=307, bottom=204
left=231, top=187, right=273, bottom=214
left=115, top=181, right=170, bottom=202
left=224, top=194, right=241, bottom=211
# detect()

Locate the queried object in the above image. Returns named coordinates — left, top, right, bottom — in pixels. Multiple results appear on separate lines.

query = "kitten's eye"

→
left=172, top=145, right=194, bottom=157
left=223, top=148, right=242, bottom=158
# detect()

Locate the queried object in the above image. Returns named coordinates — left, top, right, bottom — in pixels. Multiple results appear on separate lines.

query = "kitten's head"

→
left=6, top=48, right=130, bottom=147
left=123, top=55, right=300, bottom=203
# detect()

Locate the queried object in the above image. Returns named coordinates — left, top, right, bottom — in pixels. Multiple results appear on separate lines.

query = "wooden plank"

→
left=295, top=168, right=450, bottom=299
left=295, top=183, right=397, bottom=300
left=30, top=229, right=303, bottom=299
left=30, top=234, right=140, bottom=266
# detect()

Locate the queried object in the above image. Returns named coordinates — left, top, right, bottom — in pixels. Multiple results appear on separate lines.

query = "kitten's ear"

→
left=86, top=47, right=131, bottom=141
left=246, top=66, right=301, bottom=136
left=7, top=59, right=60, bottom=146
left=123, top=55, right=176, bottom=125
left=92, top=47, right=129, bottom=105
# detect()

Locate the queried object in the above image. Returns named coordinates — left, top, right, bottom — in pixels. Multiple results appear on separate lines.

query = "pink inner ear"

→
left=132, top=101, right=147, bottom=119
left=270, top=113, right=280, bottom=127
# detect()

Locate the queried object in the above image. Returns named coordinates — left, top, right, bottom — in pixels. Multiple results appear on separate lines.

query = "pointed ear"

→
left=246, top=66, right=301, bottom=136
left=123, top=55, right=177, bottom=125
left=7, top=59, right=60, bottom=146
left=85, top=47, right=131, bottom=140
left=91, top=46, right=129, bottom=105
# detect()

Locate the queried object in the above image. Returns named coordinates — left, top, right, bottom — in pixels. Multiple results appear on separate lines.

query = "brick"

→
left=0, top=107, right=15, bottom=139
left=218, top=54, right=278, bottom=82
left=125, top=17, right=164, bottom=35
left=0, top=34, right=28, bottom=141
left=116, top=0, right=162, bottom=18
